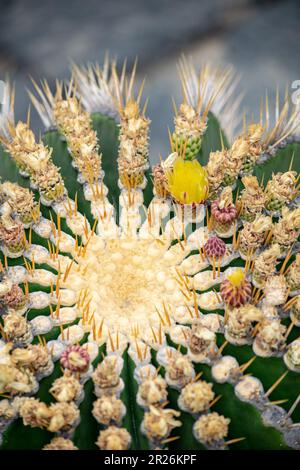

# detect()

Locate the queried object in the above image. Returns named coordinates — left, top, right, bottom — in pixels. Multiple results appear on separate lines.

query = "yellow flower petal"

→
left=166, top=158, right=209, bottom=204
left=227, top=269, right=245, bottom=287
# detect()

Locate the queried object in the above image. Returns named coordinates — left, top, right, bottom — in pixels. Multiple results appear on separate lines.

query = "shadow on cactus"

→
left=0, top=56, right=299, bottom=451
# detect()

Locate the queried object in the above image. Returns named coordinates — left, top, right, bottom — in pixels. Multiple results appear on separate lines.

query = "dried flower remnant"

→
left=193, top=412, right=230, bottom=447
left=137, top=375, right=168, bottom=408
left=0, top=360, right=37, bottom=396
left=225, top=304, right=262, bottom=345
left=0, top=122, right=41, bottom=176
left=0, top=284, right=27, bottom=312
left=0, top=121, right=65, bottom=204
left=18, top=398, right=51, bottom=428
left=188, top=325, right=217, bottom=362
left=179, top=380, right=215, bottom=414
left=92, top=395, right=125, bottom=426
left=239, top=176, right=266, bottom=222
left=264, top=275, right=288, bottom=307
left=50, top=373, right=83, bottom=402
left=223, top=137, right=249, bottom=186
left=165, top=354, right=195, bottom=389
left=35, top=163, right=65, bottom=204
left=211, top=187, right=237, bottom=235
left=142, top=406, right=181, bottom=443
left=117, top=95, right=150, bottom=190
left=53, top=93, right=102, bottom=184
left=253, top=320, right=286, bottom=357
left=0, top=182, right=40, bottom=226
left=47, top=402, right=80, bottom=433
left=252, top=244, right=281, bottom=288
left=205, top=150, right=227, bottom=198
left=239, top=215, right=273, bottom=257
left=25, top=344, right=53, bottom=378
left=240, top=124, right=264, bottom=174
left=272, top=207, right=300, bottom=252
left=11, top=344, right=53, bottom=379
left=265, top=171, right=297, bottom=212
left=96, top=426, right=131, bottom=450
left=43, top=437, right=78, bottom=450
left=0, top=215, right=25, bottom=256
left=3, top=313, right=32, bottom=345
left=92, top=357, right=122, bottom=395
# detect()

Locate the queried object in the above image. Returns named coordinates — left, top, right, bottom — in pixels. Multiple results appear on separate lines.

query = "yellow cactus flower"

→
left=166, top=158, right=209, bottom=205
left=227, top=269, right=246, bottom=287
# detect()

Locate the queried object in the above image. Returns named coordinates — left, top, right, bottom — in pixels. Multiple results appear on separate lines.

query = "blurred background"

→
left=0, top=0, right=299, bottom=163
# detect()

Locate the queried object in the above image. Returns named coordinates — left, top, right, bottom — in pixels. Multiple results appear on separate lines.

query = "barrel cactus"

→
left=0, top=56, right=299, bottom=451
